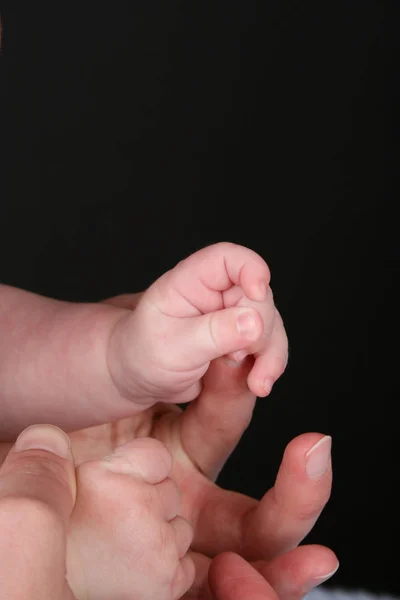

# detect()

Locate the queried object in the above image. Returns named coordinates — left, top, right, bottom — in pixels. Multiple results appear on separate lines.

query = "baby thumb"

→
left=174, top=306, right=264, bottom=370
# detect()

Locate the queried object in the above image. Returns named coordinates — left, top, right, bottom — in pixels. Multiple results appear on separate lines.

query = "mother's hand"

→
left=66, top=294, right=337, bottom=598
left=0, top=292, right=337, bottom=599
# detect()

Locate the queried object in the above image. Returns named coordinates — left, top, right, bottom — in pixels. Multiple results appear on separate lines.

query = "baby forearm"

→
left=0, top=285, right=139, bottom=440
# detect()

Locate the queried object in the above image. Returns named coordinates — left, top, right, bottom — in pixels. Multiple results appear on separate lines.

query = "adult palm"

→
left=67, top=292, right=337, bottom=599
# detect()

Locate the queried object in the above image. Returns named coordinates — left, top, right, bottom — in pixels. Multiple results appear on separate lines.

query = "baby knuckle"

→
left=158, top=522, right=176, bottom=554
left=171, top=556, right=195, bottom=599
left=156, top=529, right=181, bottom=578
left=156, top=562, right=179, bottom=599
left=145, top=438, right=173, bottom=465
left=139, top=488, right=160, bottom=518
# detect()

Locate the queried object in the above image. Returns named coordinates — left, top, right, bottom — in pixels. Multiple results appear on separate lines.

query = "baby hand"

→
left=108, top=242, right=288, bottom=402
left=67, top=438, right=194, bottom=600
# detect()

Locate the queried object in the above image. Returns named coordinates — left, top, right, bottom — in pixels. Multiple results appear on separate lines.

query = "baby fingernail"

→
left=14, top=425, right=71, bottom=459
left=236, top=310, right=257, bottom=338
left=256, top=282, right=268, bottom=301
left=249, top=281, right=267, bottom=302
left=263, top=378, right=273, bottom=395
left=305, top=436, right=332, bottom=479
left=230, top=350, right=248, bottom=362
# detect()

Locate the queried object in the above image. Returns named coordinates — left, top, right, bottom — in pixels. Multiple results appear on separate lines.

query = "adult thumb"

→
left=0, top=424, right=77, bottom=599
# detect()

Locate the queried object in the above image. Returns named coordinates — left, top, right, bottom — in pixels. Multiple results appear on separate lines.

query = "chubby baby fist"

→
left=108, top=242, right=288, bottom=403
left=67, top=438, right=194, bottom=600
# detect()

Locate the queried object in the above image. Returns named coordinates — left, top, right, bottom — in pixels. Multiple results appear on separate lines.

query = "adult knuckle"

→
left=10, top=454, right=68, bottom=488
left=297, top=494, right=329, bottom=521
left=0, top=495, right=61, bottom=532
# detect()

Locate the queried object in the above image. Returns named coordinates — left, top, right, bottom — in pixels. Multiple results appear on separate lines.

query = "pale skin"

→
left=0, top=420, right=336, bottom=600
left=0, top=243, right=287, bottom=438
left=68, top=437, right=195, bottom=599
left=0, top=242, right=338, bottom=597
left=0, top=356, right=338, bottom=599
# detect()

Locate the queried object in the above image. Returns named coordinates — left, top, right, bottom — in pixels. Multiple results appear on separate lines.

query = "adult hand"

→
left=209, top=551, right=337, bottom=600
left=0, top=425, right=335, bottom=600
left=69, top=293, right=339, bottom=599
left=209, top=553, right=282, bottom=600
left=0, top=292, right=337, bottom=599
left=0, top=425, right=77, bottom=599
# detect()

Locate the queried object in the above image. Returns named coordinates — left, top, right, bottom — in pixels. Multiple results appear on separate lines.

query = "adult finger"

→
left=243, top=434, right=332, bottom=560
left=179, top=356, right=257, bottom=481
left=189, top=434, right=331, bottom=559
left=184, top=545, right=338, bottom=600
left=0, top=425, right=77, bottom=600
left=209, top=553, right=278, bottom=600
left=256, top=545, right=339, bottom=600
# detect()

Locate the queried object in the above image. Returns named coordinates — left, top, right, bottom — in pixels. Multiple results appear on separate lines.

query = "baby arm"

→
left=0, top=285, right=135, bottom=439
left=0, top=243, right=287, bottom=438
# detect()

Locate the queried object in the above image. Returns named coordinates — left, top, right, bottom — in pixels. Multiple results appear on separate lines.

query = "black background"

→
left=1, top=1, right=397, bottom=594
